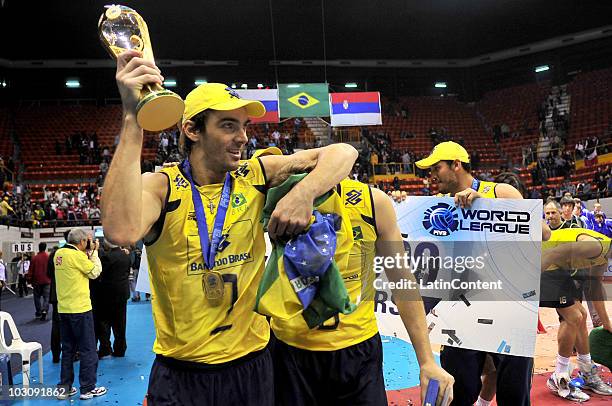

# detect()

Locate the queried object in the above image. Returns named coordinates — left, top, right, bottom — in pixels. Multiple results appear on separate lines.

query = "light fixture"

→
left=231, top=83, right=237, bottom=89
left=257, top=83, right=264, bottom=89
left=345, top=82, right=357, bottom=88
left=1, top=80, right=6, bottom=88
left=163, top=79, right=177, bottom=87
left=194, top=78, right=207, bottom=86
left=535, top=65, right=550, bottom=73
left=287, top=84, right=300, bottom=88
left=434, top=82, right=447, bottom=88
left=65, top=79, right=80, bottom=88
left=241, top=83, right=248, bottom=89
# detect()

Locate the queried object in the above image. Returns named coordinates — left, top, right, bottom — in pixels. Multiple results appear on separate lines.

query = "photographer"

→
left=54, top=229, right=107, bottom=400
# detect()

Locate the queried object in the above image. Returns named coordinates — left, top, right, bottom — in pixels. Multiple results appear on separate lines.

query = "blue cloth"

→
left=283, top=211, right=340, bottom=309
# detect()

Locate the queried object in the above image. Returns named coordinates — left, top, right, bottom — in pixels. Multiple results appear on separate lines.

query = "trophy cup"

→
left=98, top=5, right=184, bottom=131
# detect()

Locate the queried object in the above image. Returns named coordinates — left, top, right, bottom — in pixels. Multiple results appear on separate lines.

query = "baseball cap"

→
left=183, top=83, right=265, bottom=122
left=415, top=141, right=470, bottom=169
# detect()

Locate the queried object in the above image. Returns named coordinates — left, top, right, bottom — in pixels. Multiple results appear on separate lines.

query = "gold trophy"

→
left=98, top=5, right=184, bottom=131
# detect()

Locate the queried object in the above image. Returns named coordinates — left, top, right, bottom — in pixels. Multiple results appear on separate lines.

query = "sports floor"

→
left=4, top=297, right=612, bottom=405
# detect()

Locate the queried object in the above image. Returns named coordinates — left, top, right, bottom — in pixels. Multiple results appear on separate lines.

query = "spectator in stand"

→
left=0, top=196, right=14, bottom=224
left=271, top=129, right=281, bottom=146
left=596, top=170, right=607, bottom=197
left=28, top=242, right=51, bottom=320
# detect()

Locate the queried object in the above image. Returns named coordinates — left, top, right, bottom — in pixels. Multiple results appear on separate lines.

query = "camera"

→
left=86, top=239, right=91, bottom=250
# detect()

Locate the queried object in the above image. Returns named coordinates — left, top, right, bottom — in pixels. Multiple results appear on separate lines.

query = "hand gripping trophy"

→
left=98, top=5, right=184, bottom=131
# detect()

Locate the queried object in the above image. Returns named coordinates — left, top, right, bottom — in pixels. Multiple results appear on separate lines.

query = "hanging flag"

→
left=279, top=83, right=330, bottom=118
left=330, top=92, right=382, bottom=127
left=235, top=89, right=279, bottom=123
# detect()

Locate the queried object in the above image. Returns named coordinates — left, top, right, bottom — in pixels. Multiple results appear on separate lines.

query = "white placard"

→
left=375, top=196, right=542, bottom=357
left=12, top=242, right=34, bottom=253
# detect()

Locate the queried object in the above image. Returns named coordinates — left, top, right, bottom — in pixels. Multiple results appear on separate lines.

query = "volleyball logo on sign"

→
left=423, top=203, right=458, bottom=236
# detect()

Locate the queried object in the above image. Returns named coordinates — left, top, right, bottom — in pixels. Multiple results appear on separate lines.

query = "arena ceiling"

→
left=1, top=0, right=612, bottom=63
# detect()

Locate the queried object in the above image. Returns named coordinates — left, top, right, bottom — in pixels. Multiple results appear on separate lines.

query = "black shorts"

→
left=272, top=333, right=387, bottom=406
left=440, top=346, right=533, bottom=406
left=539, top=269, right=576, bottom=308
left=147, top=347, right=274, bottom=406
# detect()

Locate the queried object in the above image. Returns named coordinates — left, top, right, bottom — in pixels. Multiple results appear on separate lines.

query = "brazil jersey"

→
left=545, top=228, right=610, bottom=271
left=271, top=179, right=379, bottom=350
left=145, top=159, right=270, bottom=364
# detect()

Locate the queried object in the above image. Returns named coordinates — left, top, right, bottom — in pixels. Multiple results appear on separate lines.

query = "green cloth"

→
left=589, top=326, right=612, bottom=369
left=278, top=83, right=330, bottom=118
left=255, top=173, right=355, bottom=328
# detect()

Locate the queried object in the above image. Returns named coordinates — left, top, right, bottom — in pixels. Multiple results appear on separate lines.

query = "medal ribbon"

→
left=182, top=159, right=232, bottom=270
left=471, top=178, right=480, bottom=192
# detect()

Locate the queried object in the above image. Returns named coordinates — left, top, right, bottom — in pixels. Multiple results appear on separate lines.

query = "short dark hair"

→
left=39, top=242, right=47, bottom=252
left=495, top=172, right=526, bottom=197
left=560, top=196, right=575, bottom=207
left=442, top=160, right=471, bottom=173
left=180, top=110, right=212, bottom=156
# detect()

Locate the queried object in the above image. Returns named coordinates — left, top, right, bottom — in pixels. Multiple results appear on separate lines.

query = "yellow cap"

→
left=415, top=141, right=470, bottom=169
left=183, top=83, right=265, bottom=121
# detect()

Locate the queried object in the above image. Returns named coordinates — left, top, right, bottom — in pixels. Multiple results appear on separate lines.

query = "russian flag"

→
left=236, top=89, right=280, bottom=123
left=329, top=92, right=382, bottom=127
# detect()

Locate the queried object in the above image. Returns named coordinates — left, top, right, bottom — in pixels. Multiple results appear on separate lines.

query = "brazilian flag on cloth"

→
left=254, top=173, right=356, bottom=328
left=279, top=83, right=330, bottom=118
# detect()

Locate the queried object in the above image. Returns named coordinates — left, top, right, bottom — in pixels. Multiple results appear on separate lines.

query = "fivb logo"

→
left=423, top=203, right=458, bottom=236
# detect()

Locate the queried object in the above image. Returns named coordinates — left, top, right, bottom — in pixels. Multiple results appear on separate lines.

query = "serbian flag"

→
left=330, top=92, right=382, bottom=127
left=235, top=89, right=279, bottom=123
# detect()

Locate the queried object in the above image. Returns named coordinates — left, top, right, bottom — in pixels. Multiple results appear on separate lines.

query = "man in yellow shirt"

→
left=101, top=50, right=357, bottom=405
left=415, top=141, right=532, bottom=406
left=0, top=196, right=14, bottom=224
left=54, top=228, right=107, bottom=400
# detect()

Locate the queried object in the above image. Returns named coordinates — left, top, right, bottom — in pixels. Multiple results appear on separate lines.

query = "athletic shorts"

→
left=539, top=269, right=576, bottom=308
left=146, top=347, right=274, bottom=406
left=440, top=346, right=533, bottom=406
left=272, top=333, right=387, bottom=406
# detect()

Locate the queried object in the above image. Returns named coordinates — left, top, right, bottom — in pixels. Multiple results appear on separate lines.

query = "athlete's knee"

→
left=560, top=306, right=582, bottom=327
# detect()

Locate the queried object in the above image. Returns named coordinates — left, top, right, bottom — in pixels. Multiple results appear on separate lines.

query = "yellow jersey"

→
left=145, top=159, right=270, bottom=364
left=545, top=228, right=610, bottom=271
left=54, top=244, right=96, bottom=313
left=271, top=179, right=379, bottom=350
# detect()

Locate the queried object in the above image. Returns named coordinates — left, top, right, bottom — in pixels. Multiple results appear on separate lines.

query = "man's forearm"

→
left=100, top=114, right=143, bottom=244
left=388, top=267, right=437, bottom=366
left=292, top=143, right=357, bottom=199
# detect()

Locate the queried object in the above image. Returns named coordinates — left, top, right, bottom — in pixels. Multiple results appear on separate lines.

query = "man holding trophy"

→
left=98, top=5, right=359, bottom=405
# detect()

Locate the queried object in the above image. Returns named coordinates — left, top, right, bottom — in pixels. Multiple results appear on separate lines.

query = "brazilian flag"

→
left=279, top=83, right=330, bottom=118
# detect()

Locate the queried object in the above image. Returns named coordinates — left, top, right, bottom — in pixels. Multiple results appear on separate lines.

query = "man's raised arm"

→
left=260, top=143, right=358, bottom=239
left=101, top=50, right=166, bottom=246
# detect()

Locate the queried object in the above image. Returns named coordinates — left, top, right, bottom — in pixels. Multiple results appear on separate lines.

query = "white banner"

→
left=12, top=242, right=34, bottom=253
left=375, top=197, right=542, bottom=357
